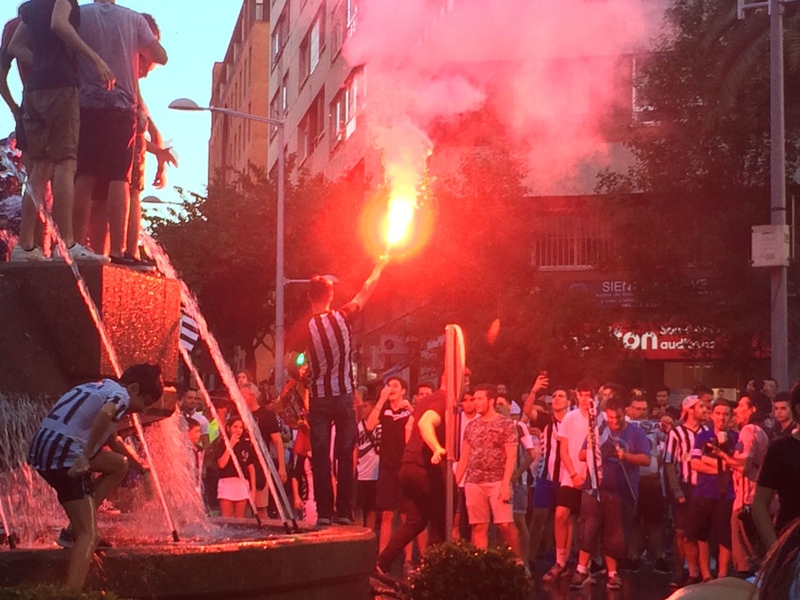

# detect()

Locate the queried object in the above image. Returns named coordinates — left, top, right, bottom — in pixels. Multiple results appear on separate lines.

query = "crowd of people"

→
left=0, top=0, right=175, bottom=268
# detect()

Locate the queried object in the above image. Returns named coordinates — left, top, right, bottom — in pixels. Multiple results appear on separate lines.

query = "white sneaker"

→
left=9, top=245, right=48, bottom=261
left=61, top=243, right=110, bottom=263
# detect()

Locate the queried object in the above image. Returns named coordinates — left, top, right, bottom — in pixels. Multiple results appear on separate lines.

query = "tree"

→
left=597, top=0, right=800, bottom=375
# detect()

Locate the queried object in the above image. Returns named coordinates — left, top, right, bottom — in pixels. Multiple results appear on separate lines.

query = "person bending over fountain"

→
left=27, top=363, right=163, bottom=592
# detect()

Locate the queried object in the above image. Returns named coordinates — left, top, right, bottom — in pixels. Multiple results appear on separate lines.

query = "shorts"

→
left=555, top=485, right=582, bottom=515
left=376, top=467, right=403, bottom=512
left=636, top=475, right=666, bottom=524
left=685, top=495, right=733, bottom=548
left=217, top=476, right=251, bottom=502
left=577, top=490, right=635, bottom=560
left=532, top=478, right=559, bottom=510
left=356, top=479, right=377, bottom=512
left=38, top=467, right=92, bottom=504
left=672, top=482, right=693, bottom=532
left=512, top=483, right=528, bottom=515
left=15, top=110, right=27, bottom=153
left=465, top=481, right=513, bottom=525
left=23, top=87, right=79, bottom=162
left=76, top=107, right=136, bottom=182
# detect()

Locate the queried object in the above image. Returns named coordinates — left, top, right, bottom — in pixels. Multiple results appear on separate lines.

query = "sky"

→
left=0, top=0, right=243, bottom=209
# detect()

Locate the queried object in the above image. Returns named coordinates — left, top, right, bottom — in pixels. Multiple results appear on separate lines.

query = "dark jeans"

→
left=378, top=463, right=446, bottom=572
left=309, top=393, right=357, bottom=519
left=578, top=490, right=635, bottom=560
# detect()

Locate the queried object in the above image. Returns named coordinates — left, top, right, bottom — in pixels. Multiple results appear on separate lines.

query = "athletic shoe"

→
left=542, top=563, right=568, bottom=583
left=335, top=511, right=355, bottom=525
left=10, top=245, right=48, bottom=261
left=109, top=254, right=154, bottom=271
left=655, top=558, right=672, bottom=574
left=316, top=517, right=332, bottom=527
left=64, top=243, right=109, bottom=263
left=622, top=557, right=641, bottom=572
left=95, top=537, right=113, bottom=551
left=97, top=499, right=122, bottom=516
left=670, top=571, right=685, bottom=589
left=591, top=559, right=607, bottom=576
left=56, top=527, right=75, bottom=548
left=606, top=573, right=623, bottom=590
left=569, top=570, right=593, bottom=590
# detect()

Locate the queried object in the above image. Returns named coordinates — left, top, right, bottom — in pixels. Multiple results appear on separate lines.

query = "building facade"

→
left=208, top=0, right=271, bottom=181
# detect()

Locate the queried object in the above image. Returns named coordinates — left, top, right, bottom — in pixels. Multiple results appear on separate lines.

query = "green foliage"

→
left=410, top=541, right=529, bottom=600
left=0, top=584, right=121, bottom=600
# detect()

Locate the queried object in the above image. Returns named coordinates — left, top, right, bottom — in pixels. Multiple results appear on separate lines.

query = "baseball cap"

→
left=682, top=395, right=701, bottom=411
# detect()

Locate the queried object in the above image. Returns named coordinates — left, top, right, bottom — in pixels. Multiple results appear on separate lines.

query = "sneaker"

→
left=63, top=243, right=110, bottom=263
left=123, top=252, right=157, bottom=271
left=109, top=254, right=153, bottom=271
left=97, top=499, right=121, bottom=516
left=670, top=571, right=685, bottom=589
left=542, top=563, right=567, bottom=583
left=10, top=245, right=48, bottom=262
left=622, top=557, right=641, bottom=572
left=655, top=558, right=672, bottom=574
left=569, top=570, right=593, bottom=590
left=606, top=573, right=623, bottom=590
left=591, top=559, right=607, bottom=576
left=316, top=517, right=332, bottom=527
left=95, top=537, right=113, bottom=551
left=56, top=527, right=75, bottom=548
left=334, top=511, right=355, bottom=525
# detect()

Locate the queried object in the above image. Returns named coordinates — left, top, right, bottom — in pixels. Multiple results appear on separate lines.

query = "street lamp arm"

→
left=209, top=106, right=285, bottom=127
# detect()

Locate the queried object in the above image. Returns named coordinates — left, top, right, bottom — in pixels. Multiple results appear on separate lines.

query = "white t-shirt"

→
left=557, top=408, right=590, bottom=487
left=356, top=419, right=380, bottom=480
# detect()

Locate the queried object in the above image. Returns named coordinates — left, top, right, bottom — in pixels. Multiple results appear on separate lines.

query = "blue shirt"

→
left=691, top=429, right=738, bottom=500
left=584, top=422, right=650, bottom=499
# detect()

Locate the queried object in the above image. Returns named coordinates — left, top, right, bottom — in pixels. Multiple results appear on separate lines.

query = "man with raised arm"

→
left=306, top=261, right=386, bottom=526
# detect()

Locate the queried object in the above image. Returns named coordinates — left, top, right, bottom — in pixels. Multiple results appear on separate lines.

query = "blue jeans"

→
left=309, top=393, right=357, bottom=519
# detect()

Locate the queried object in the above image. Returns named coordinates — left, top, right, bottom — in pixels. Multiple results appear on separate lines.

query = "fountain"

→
left=0, top=161, right=375, bottom=598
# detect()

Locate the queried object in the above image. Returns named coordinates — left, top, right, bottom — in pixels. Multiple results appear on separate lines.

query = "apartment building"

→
left=208, top=0, right=271, bottom=181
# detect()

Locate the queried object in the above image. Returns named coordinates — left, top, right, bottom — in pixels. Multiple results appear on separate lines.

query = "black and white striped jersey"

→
left=307, top=304, right=358, bottom=399
left=537, top=416, right=562, bottom=483
left=28, top=380, right=131, bottom=471
left=663, top=423, right=708, bottom=487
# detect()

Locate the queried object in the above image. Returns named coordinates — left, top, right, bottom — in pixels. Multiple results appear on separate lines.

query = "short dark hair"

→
left=417, top=383, right=434, bottom=393
left=656, top=385, right=670, bottom=395
left=386, top=376, right=408, bottom=391
left=185, top=417, right=201, bottom=430
left=711, top=399, right=731, bottom=411
left=604, top=386, right=630, bottom=412
left=773, top=391, right=791, bottom=405
left=308, top=276, right=334, bottom=304
left=693, top=384, right=714, bottom=397
left=575, top=378, right=597, bottom=394
left=473, top=384, right=497, bottom=400
left=119, top=364, right=163, bottom=405
left=176, top=384, right=195, bottom=400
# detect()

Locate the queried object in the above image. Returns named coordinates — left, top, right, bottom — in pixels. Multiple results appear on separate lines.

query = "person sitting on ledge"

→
left=27, top=363, right=163, bottom=592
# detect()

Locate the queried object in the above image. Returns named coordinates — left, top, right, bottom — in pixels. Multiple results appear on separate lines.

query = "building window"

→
left=330, top=69, right=362, bottom=150
left=331, top=0, right=356, bottom=57
left=347, top=0, right=358, bottom=37
left=255, top=0, right=265, bottom=21
left=269, top=72, right=288, bottom=138
left=271, top=5, right=289, bottom=67
left=299, top=8, right=326, bottom=84
left=532, top=215, right=615, bottom=271
left=298, top=92, right=325, bottom=164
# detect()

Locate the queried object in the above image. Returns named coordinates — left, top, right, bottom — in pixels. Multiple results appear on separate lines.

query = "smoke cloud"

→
left=345, top=0, right=664, bottom=195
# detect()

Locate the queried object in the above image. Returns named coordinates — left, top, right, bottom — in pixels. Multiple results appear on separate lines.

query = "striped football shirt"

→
left=307, top=303, right=359, bottom=399
left=28, top=380, right=131, bottom=471
left=663, top=423, right=708, bottom=486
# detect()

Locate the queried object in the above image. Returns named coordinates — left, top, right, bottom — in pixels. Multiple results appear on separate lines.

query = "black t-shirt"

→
left=403, top=391, right=446, bottom=469
left=213, top=437, right=254, bottom=479
left=378, top=404, right=411, bottom=471
left=758, top=435, right=800, bottom=533
left=252, top=406, right=281, bottom=444
left=22, top=0, right=81, bottom=91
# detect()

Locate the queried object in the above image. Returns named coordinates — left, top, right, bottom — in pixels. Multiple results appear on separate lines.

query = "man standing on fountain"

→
left=27, top=364, right=163, bottom=591
left=306, top=261, right=386, bottom=526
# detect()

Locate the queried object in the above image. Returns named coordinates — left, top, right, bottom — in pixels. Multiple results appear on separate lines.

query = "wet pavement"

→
left=529, top=562, right=675, bottom=600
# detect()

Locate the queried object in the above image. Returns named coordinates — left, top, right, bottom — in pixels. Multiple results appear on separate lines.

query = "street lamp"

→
left=141, top=195, right=183, bottom=207
left=169, top=98, right=288, bottom=391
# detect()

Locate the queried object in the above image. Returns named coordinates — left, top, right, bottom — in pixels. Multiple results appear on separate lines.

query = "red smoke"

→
left=345, top=0, right=663, bottom=195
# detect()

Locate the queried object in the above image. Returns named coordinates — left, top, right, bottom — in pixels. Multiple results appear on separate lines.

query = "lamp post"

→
left=169, top=98, right=288, bottom=391
left=141, top=195, right=184, bottom=207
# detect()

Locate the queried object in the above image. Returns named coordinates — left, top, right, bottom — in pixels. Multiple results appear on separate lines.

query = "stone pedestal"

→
left=0, top=262, right=180, bottom=398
